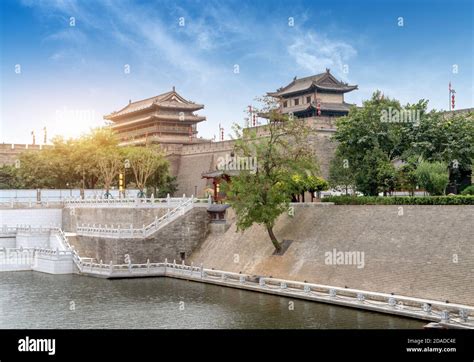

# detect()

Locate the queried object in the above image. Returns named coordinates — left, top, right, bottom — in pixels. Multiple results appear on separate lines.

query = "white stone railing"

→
left=179, top=264, right=474, bottom=327
left=0, top=247, right=37, bottom=267
left=64, top=194, right=210, bottom=208
left=51, top=228, right=84, bottom=271
left=0, top=225, right=19, bottom=235
left=1, top=194, right=212, bottom=209
left=253, top=276, right=474, bottom=321
left=0, top=200, right=58, bottom=208
left=0, top=246, right=73, bottom=268
left=78, top=259, right=166, bottom=276
left=0, top=224, right=59, bottom=236
left=75, top=197, right=196, bottom=239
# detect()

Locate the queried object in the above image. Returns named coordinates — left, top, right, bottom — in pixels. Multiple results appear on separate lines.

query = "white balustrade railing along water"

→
left=65, top=257, right=474, bottom=327
left=75, top=196, right=197, bottom=238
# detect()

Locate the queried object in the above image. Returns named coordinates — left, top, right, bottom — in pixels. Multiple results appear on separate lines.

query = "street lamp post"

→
left=121, top=159, right=130, bottom=198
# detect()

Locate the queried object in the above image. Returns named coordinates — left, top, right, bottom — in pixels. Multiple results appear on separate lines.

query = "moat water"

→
left=0, top=272, right=425, bottom=329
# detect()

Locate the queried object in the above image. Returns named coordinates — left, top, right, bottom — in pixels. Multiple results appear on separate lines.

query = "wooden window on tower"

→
left=306, top=96, right=311, bottom=104
left=294, top=98, right=299, bottom=106
left=283, top=100, right=288, bottom=108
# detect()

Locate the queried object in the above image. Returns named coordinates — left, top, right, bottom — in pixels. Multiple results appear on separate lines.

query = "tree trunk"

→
left=266, top=224, right=281, bottom=252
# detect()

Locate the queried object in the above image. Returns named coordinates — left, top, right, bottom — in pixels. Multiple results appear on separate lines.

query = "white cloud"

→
left=287, top=31, right=356, bottom=75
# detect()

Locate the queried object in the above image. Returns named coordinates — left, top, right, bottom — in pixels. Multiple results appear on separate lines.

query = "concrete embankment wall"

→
left=69, top=207, right=210, bottom=264
left=0, top=208, right=62, bottom=226
left=0, top=208, right=63, bottom=248
left=188, top=204, right=474, bottom=306
left=62, top=207, right=169, bottom=232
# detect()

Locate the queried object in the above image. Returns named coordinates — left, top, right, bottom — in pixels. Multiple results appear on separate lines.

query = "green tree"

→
left=0, top=165, right=23, bottom=189
left=332, top=92, right=474, bottom=195
left=329, top=150, right=355, bottom=195
left=17, top=150, right=57, bottom=188
left=415, top=161, right=449, bottom=195
left=396, top=156, right=420, bottom=196
left=224, top=96, right=320, bottom=252
left=123, top=146, right=168, bottom=197
left=304, top=174, right=329, bottom=200
left=353, top=148, right=397, bottom=196
left=406, top=111, right=474, bottom=193
left=289, top=173, right=328, bottom=201
left=72, top=128, right=118, bottom=189
left=154, top=175, right=178, bottom=197
left=333, top=91, right=420, bottom=195
left=95, top=147, right=123, bottom=197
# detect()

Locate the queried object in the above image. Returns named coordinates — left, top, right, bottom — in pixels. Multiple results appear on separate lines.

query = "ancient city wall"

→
left=172, top=129, right=337, bottom=197
left=0, top=143, right=49, bottom=166
left=188, top=204, right=474, bottom=305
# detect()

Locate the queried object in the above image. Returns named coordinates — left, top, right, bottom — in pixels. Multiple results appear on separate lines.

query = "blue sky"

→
left=1, top=0, right=472, bottom=143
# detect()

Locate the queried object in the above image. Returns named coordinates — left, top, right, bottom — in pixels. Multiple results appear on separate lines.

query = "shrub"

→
left=414, top=161, right=449, bottom=196
left=461, top=185, right=474, bottom=195
left=321, top=195, right=474, bottom=205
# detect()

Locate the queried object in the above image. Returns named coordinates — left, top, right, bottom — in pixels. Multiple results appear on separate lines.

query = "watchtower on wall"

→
left=267, top=68, right=357, bottom=118
left=104, top=88, right=210, bottom=150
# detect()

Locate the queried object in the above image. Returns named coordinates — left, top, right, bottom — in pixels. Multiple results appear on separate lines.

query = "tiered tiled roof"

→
left=104, top=89, right=204, bottom=121
left=268, top=69, right=357, bottom=97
